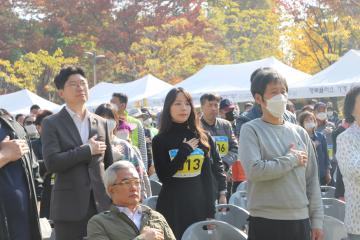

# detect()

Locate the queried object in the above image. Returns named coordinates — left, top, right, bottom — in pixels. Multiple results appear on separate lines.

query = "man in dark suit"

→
left=0, top=111, right=41, bottom=240
left=41, top=66, right=113, bottom=240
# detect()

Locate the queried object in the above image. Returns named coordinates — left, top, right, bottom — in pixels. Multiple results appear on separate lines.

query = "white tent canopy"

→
left=289, top=49, right=360, bottom=99
left=148, top=56, right=311, bottom=105
left=87, top=74, right=173, bottom=108
left=0, top=89, right=60, bottom=115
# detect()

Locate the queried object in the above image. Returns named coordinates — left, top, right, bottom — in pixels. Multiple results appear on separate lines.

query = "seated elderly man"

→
left=87, top=161, right=175, bottom=240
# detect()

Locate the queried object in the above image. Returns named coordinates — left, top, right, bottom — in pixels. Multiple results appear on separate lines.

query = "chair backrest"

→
left=323, top=215, right=347, bottom=240
left=214, top=204, right=249, bottom=232
left=181, top=220, right=248, bottom=240
left=143, top=195, right=158, bottom=210
left=236, top=181, right=248, bottom=192
left=322, top=198, right=346, bottom=222
left=150, top=180, right=162, bottom=196
left=229, top=191, right=247, bottom=209
left=320, top=186, right=336, bottom=198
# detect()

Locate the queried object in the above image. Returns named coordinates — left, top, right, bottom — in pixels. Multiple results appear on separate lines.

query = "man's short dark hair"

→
left=344, top=86, right=360, bottom=123
left=250, top=67, right=288, bottom=98
left=112, top=93, right=128, bottom=105
left=54, top=66, right=86, bottom=89
left=200, top=93, right=221, bottom=106
left=30, top=104, right=40, bottom=111
left=34, top=110, right=53, bottom=126
left=15, top=113, right=25, bottom=121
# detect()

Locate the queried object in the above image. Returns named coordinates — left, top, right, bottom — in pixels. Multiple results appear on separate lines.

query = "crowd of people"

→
left=0, top=65, right=359, bottom=240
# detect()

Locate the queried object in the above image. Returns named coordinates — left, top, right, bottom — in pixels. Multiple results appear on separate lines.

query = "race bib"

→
left=169, top=148, right=205, bottom=178
left=213, top=136, right=229, bottom=157
left=327, top=144, right=333, bottom=159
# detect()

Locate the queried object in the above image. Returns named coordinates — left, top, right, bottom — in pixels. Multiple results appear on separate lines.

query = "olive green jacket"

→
left=87, top=205, right=176, bottom=240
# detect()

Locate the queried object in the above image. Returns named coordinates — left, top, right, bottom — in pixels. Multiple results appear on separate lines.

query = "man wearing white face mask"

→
left=24, top=115, right=39, bottom=139
left=239, top=68, right=323, bottom=240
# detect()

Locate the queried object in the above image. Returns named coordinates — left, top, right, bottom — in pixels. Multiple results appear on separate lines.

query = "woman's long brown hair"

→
left=159, top=87, right=210, bottom=152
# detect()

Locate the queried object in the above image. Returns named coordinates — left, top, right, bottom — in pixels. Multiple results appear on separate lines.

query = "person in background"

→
left=326, top=102, right=340, bottom=125
left=0, top=110, right=41, bottom=240
left=95, top=103, right=151, bottom=200
left=332, top=119, right=350, bottom=201
left=298, top=111, right=331, bottom=185
left=200, top=93, right=238, bottom=200
left=15, top=113, right=26, bottom=126
left=336, top=86, right=360, bottom=240
left=140, top=108, right=158, bottom=176
left=31, top=110, right=53, bottom=219
left=111, top=93, right=148, bottom=169
left=239, top=67, right=323, bottom=240
left=244, top=102, right=253, bottom=113
left=301, top=105, right=314, bottom=113
left=152, top=87, right=227, bottom=239
left=87, top=161, right=175, bottom=240
left=30, top=104, right=40, bottom=116
left=23, top=115, right=39, bottom=139
left=314, top=102, right=336, bottom=185
left=219, top=98, right=237, bottom=123
left=286, top=100, right=296, bottom=114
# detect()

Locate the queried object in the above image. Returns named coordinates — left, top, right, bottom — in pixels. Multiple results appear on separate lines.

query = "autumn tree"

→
left=279, top=0, right=360, bottom=73
left=0, top=49, right=78, bottom=100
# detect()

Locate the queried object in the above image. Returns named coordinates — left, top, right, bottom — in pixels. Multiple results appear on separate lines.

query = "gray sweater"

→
left=239, top=119, right=323, bottom=229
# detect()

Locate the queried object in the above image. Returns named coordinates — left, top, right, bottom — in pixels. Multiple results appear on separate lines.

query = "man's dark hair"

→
left=112, top=93, right=128, bottom=105
left=54, top=66, right=86, bottom=89
left=34, top=110, right=53, bottom=126
left=200, top=93, right=221, bottom=106
left=250, top=67, right=288, bottom=98
left=30, top=104, right=40, bottom=112
left=15, top=113, right=25, bottom=121
left=344, top=86, right=360, bottom=123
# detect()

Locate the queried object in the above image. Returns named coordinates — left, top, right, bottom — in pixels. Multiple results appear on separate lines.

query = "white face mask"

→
left=265, top=94, right=288, bottom=118
left=107, top=119, right=117, bottom=132
left=327, top=111, right=334, bottom=117
left=111, top=103, right=119, bottom=113
left=304, top=121, right=316, bottom=131
left=25, top=124, right=38, bottom=136
left=316, top=112, right=327, bottom=121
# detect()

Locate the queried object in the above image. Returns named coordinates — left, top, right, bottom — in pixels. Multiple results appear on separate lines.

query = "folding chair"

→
left=229, top=191, right=247, bottom=209
left=150, top=180, right=162, bottom=196
left=236, top=181, right=248, bottom=192
left=181, top=220, right=247, bottom=240
left=322, top=198, right=345, bottom=222
left=323, top=215, right=347, bottom=240
left=143, top=195, right=158, bottom=210
left=215, top=204, right=249, bottom=232
left=321, top=186, right=336, bottom=198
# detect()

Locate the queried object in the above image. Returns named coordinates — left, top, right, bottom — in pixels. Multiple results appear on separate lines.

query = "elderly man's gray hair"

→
left=103, top=160, right=138, bottom=197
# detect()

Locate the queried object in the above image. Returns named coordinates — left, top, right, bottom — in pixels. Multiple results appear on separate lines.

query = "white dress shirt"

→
left=116, top=205, right=142, bottom=230
left=65, top=106, right=90, bottom=144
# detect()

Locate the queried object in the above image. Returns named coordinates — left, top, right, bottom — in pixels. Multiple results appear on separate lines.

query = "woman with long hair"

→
left=152, top=88, right=227, bottom=239
left=298, top=111, right=331, bottom=185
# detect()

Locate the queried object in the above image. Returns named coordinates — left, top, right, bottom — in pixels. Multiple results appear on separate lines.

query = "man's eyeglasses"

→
left=113, top=178, right=141, bottom=187
left=66, top=81, right=88, bottom=88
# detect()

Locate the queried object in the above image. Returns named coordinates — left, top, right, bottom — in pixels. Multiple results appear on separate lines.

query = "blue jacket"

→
left=311, top=131, right=331, bottom=178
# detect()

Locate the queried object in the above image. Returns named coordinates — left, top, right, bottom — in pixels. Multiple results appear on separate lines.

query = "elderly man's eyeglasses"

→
left=113, top=178, right=140, bottom=187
